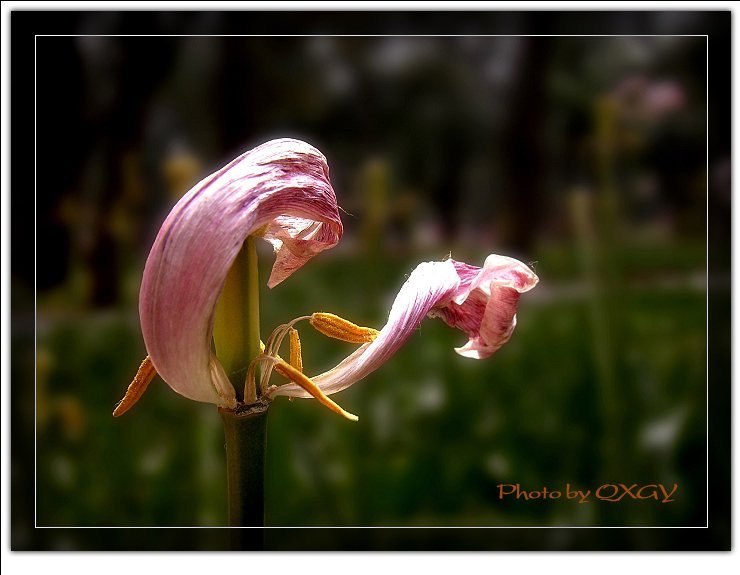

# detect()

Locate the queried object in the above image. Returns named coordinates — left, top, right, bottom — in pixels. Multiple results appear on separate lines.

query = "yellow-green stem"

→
left=213, top=237, right=266, bottom=535
left=244, top=235, right=261, bottom=402
left=213, top=235, right=261, bottom=403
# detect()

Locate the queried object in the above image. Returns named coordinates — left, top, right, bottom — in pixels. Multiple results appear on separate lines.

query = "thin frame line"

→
left=33, top=32, right=712, bottom=531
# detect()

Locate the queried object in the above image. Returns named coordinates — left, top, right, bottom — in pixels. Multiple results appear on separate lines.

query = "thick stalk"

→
left=244, top=235, right=261, bottom=402
left=213, top=236, right=261, bottom=402
left=220, top=404, right=269, bottom=539
left=214, top=235, right=267, bottom=539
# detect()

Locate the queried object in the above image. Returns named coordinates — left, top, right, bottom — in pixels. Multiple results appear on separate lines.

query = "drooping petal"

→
left=139, top=139, right=343, bottom=407
left=269, top=254, right=538, bottom=399
left=441, top=254, right=540, bottom=359
left=262, top=216, right=340, bottom=288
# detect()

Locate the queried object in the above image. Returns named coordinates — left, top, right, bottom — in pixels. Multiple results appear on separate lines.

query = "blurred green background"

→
left=19, top=24, right=728, bottom=548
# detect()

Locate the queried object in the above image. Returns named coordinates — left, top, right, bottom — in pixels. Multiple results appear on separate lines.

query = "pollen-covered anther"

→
left=273, top=358, right=358, bottom=422
left=114, top=356, right=157, bottom=417
left=309, top=312, right=380, bottom=344
left=289, top=328, right=303, bottom=372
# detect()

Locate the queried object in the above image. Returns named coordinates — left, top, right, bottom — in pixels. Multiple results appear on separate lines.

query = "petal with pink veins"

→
left=139, top=138, right=342, bottom=407
left=270, top=254, right=538, bottom=399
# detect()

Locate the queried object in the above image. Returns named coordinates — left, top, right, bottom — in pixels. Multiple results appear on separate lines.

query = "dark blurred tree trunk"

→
left=83, top=37, right=177, bottom=307
left=34, top=38, right=84, bottom=293
left=500, top=37, right=551, bottom=252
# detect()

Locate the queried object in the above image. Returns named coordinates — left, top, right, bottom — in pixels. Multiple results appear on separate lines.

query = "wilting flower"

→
left=264, top=255, right=538, bottom=405
left=115, top=138, right=538, bottom=421
left=115, top=138, right=342, bottom=414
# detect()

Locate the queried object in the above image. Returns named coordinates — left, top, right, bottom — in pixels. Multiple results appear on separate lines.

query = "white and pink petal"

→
left=270, top=254, right=538, bottom=399
left=437, top=254, right=539, bottom=359
left=139, top=138, right=343, bottom=408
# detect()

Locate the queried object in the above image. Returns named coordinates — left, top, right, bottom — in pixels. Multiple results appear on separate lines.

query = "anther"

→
left=273, top=359, right=358, bottom=422
left=289, top=328, right=303, bottom=372
left=113, top=356, right=157, bottom=417
left=309, top=312, right=379, bottom=344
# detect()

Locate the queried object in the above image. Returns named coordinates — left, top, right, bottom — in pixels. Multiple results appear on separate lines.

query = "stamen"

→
left=113, top=356, right=157, bottom=417
left=310, top=312, right=380, bottom=344
left=250, top=336, right=300, bottom=398
left=289, top=328, right=303, bottom=372
left=259, top=316, right=311, bottom=392
left=252, top=314, right=370, bottom=414
left=266, top=316, right=311, bottom=357
left=273, top=362, right=295, bottom=382
left=272, top=358, right=358, bottom=422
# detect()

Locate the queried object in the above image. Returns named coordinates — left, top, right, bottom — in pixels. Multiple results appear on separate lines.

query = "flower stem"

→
left=244, top=235, right=261, bottom=403
left=213, top=235, right=261, bottom=403
left=216, top=237, right=267, bottom=542
left=219, top=404, right=269, bottom=539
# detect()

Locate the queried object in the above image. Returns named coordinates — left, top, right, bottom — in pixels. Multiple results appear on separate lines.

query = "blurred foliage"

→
left=22, top=28, right=722, bottom=547
left=33, top=252, right=707, bottom=530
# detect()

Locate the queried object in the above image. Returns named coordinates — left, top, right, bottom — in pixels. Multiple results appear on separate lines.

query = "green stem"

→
left=220, top=404, right=269, bottom=540
left=216, top=236, right=267, bottom=538
left=244, top=235, right=261, bottom=403
left=213, top=236, right=261, bottom=403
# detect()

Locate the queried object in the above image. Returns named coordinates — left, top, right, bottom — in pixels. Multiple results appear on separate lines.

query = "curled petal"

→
left=443, top=254, right=540, bottom=359
left=139, top=139, right=342, bottom=407
left=270, top=254, right=538, bottom=399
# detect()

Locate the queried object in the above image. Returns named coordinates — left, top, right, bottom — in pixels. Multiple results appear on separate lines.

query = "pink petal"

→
left=271, top=254, right=538, bottom=399
left=139, top=139, right=342, bottom=407
left=442, top=254, right=540, bottom=359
